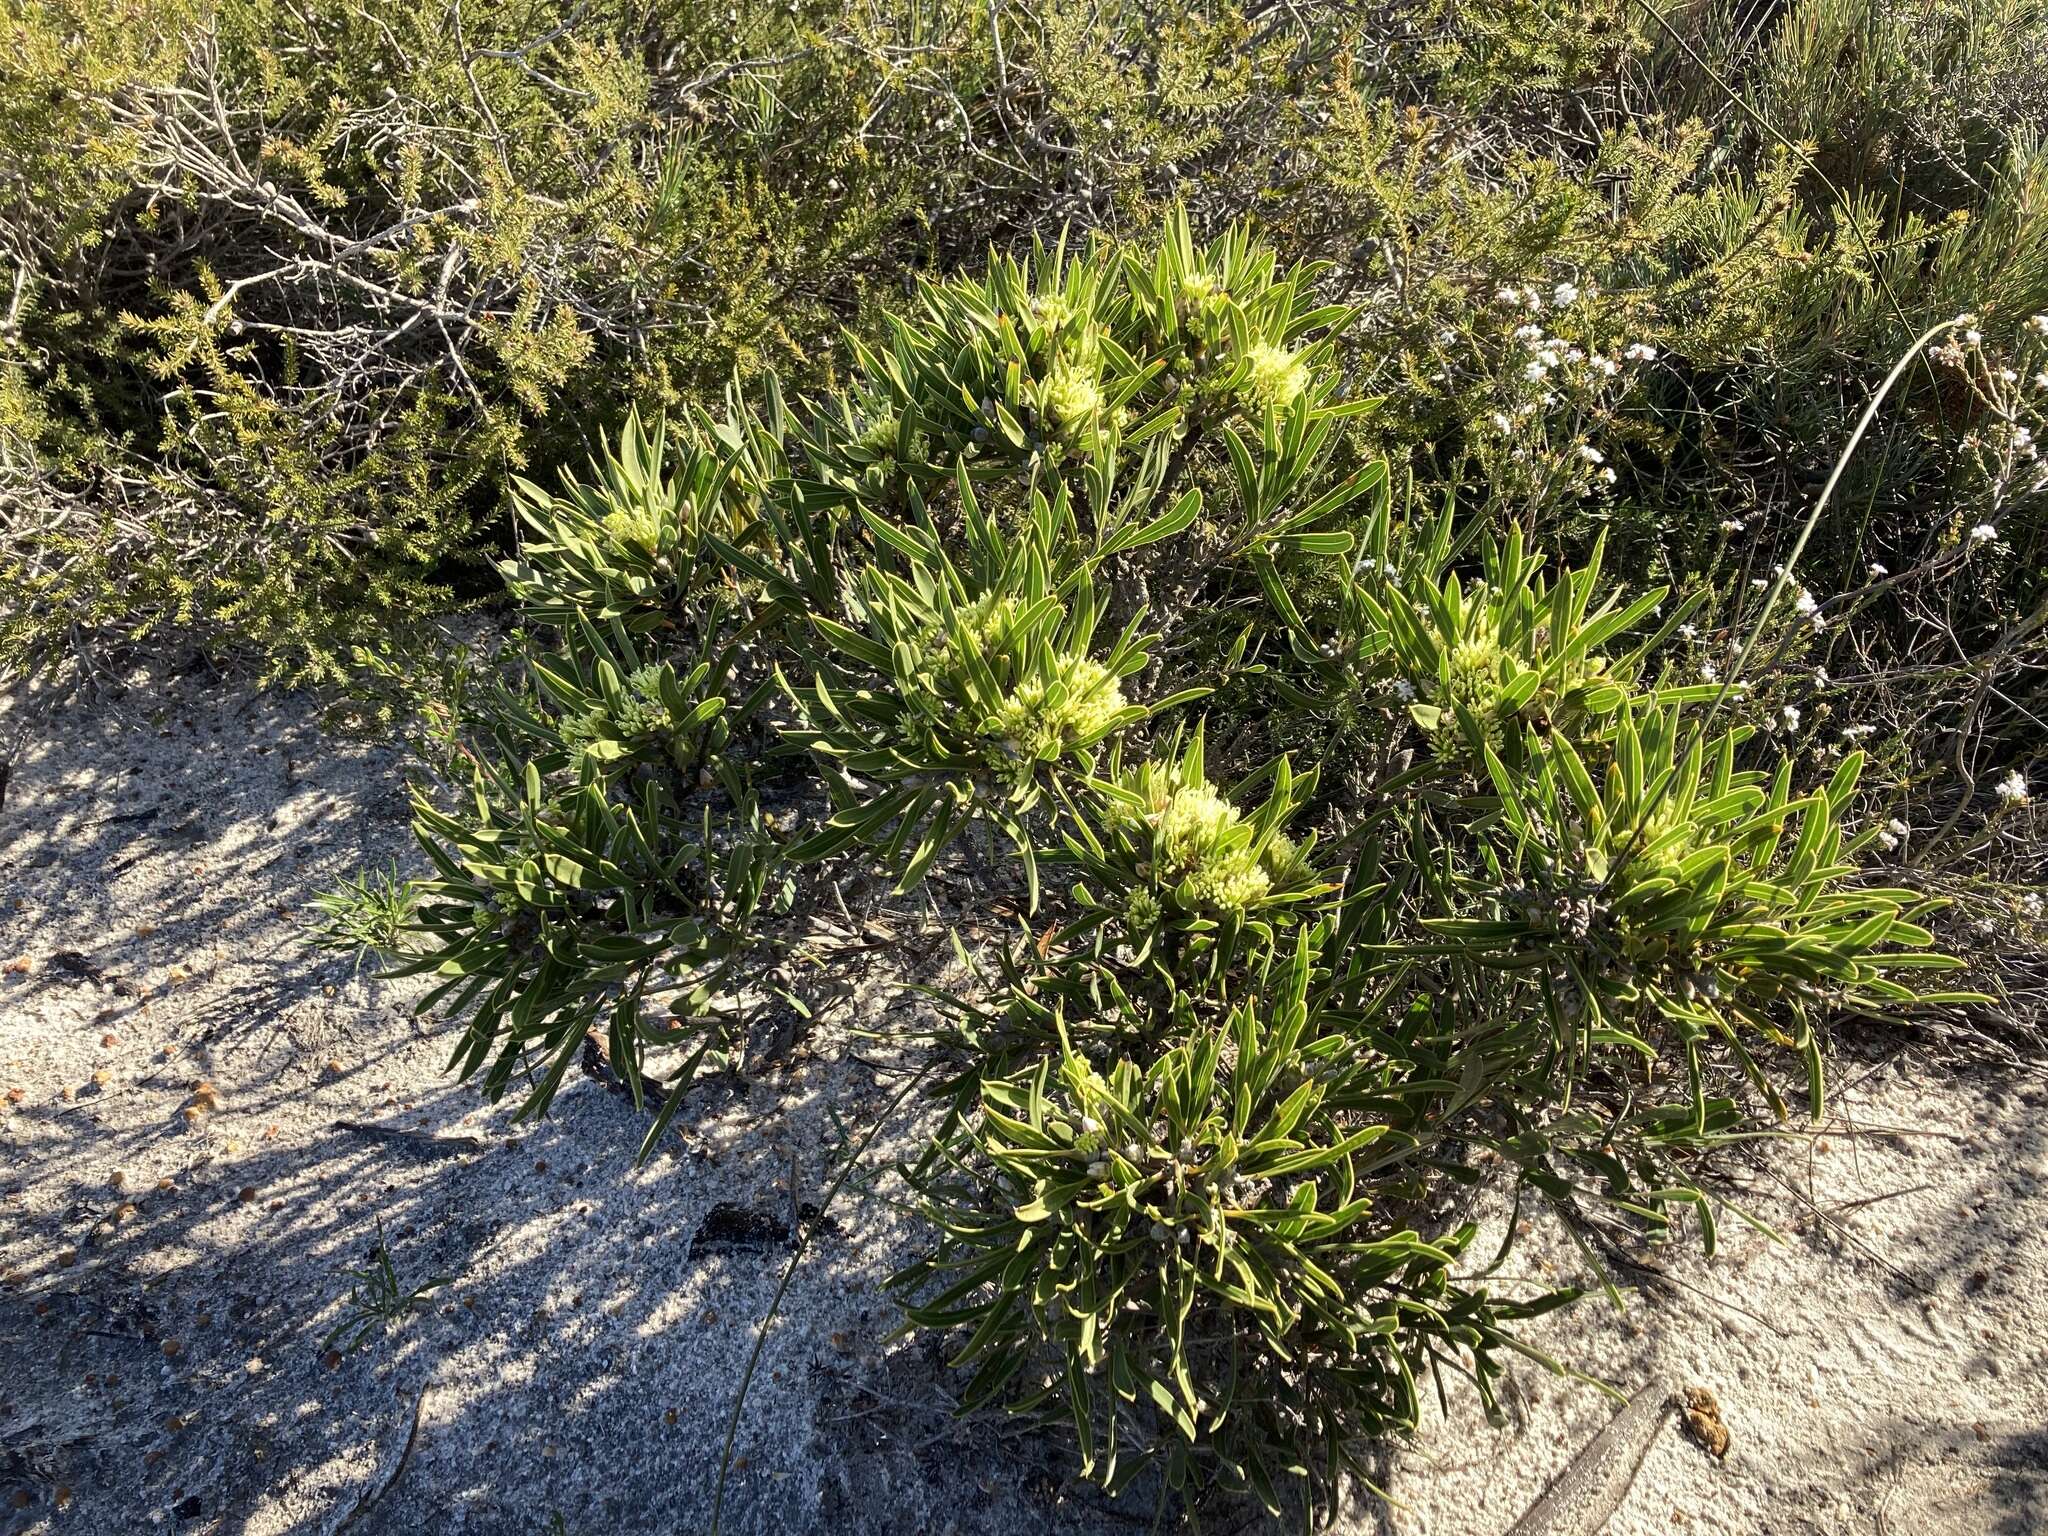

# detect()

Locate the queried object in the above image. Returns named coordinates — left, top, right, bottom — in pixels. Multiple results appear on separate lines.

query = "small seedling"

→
left=322, top=1220, right=452, bottom=1354
left=310, top=863, right=421, bottom=961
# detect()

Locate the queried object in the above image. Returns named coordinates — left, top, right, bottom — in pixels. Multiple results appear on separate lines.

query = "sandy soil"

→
left=3, top=667, right=2044, bottom=1536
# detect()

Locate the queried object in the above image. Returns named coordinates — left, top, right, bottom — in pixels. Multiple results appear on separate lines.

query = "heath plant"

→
left=324, top=215, right=1974, bottom=1523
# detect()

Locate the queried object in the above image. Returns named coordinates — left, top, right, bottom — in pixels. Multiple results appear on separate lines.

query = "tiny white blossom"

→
left=1700, top=661, right=1719, bottom=683
left=1999, top=367, right=2020, bottom=384
left=1537, top=348, right=1561, bottom=369
left=1514, top=323, right=1544, bottom=344
left=1678, top=623, right=1698, bottom=640
left=1887, top=817, right=1910, bottom=838
left=1623, top=342, right=1658, bottom=362
left=1390, top=678, right=1417, bottom=702
left=1813, top=667, right=1830, bottom=686
left=1750, top=577, right=1769, bottom=590
left=1719, top=518, right=1745, bottom=533
left=1876, top=830, right=1899, bottom=852
left=1597, top=465, right=1617, bottom=484
left=2029, top=314, right=2048, bottom=337
left=1964, top=328, right=1983, bottom=345
left=1496, top=286, right=1522, bottom=306
left=1553, top=282, right=1580, bottom=306
left=2035, top=372, right=2048, bottom=391
left=1995, top=769, right=2030, bottom=807
left=1969, top=523, right=1999, bottom=544
left=1490, top=411, right=1513, bottom=433
left=2023, top=892, right=2044, bottom=918
left=1867, top=562, right=1888, bottom=577
left=1522, top=361, right=1549, bottom=382
left=1794, top=589, right=1819, bottom=616
left=1779, top=704, right=1801, bottom=732
left=1577, top=444, right=1605, bottom=464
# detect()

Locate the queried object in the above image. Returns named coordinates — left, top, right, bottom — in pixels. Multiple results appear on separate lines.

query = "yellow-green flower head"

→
left=856, top=410, right=901, bottom=456
left=1240, top=342, right=1307, bottom=412
left=601, top=504, right=664, bottom=548
left=1178, top=270, right=1226, bottom=313
left=1154, top=779, right=1273, bottom=913
left=1030, top=294, right=1078, bottom=333
left=1123, top=886, right=1163, bottom=931
left=945, top=593, right=1024, bottom=670
left=562, top=665, right=675, bottom=754
left=984, top=653, right=1127, bottom=773
left=1260, top=830, right=1305, bottom=882
left=1039, top=361, right=1104, bottom=441
left=1426, top=614, right=1509, bottom=759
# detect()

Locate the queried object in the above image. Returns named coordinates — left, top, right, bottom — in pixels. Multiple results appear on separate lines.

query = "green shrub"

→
left=325, top=218, right=1974, bottom=1522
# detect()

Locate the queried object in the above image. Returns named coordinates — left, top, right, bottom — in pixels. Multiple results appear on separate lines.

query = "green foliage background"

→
left=9, top=0, right=2048, bottom=689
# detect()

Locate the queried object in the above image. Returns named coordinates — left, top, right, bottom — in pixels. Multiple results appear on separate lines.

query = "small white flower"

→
left=1813, top=667, right=1829, bottom=686
left=1597, top=465, right=1617, bottom=484
left=1794, top=589, right=1819, bottom=616
left=1887, top=817, right=1910, bottom=838
left=1867, top=562, right=1888, bottom=577
left=1391, top=678, right=1417, bottom=702
left=1624, top=342, right=1658, bottom=362
left=1553, top=282, right=1580, bottom=306
left=1995, top=769, right=2030, bottom=807
left=1750, top=577, right=1769, bottom=590
left=1964, top=328, right=1983, bottom=345
left=1496, top=286, right=1522, bottom=307
left=1719, top=518, right=1745, bottom=533
left=2035, top=372, right=2048, bottom=391
left=1490, top=411, right=1513, bottom=433
left=1522, top=361, right=1550, bottom=382
left=1969, top=523, right=1999, bottom=544
left=1577, top=444, right=1605, bottom=464
left=1779, top=704, right=1801, bottom=732
left=1678, top=623, right=1698, bottom=640
left=1999, top=367, right=2020, bottom=384
left=1700, top=661, right=1719, bottom=683
left=1876, top=830, right=1899, bottom=852
left=2023, top=892, right=2044, bottom=918
left=1513, top=323, right=1544, bottom=344
left=2029, top=314, right=2048, bottom=337
left=1537, top=348, right=1561, bottom=368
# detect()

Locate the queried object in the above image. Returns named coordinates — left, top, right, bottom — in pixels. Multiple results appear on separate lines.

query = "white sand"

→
left=3, top=668, right=2043, bottom=1534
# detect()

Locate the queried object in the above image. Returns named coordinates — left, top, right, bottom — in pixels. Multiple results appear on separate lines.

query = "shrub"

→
left=325, top=217, right=1974, bottom=1522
